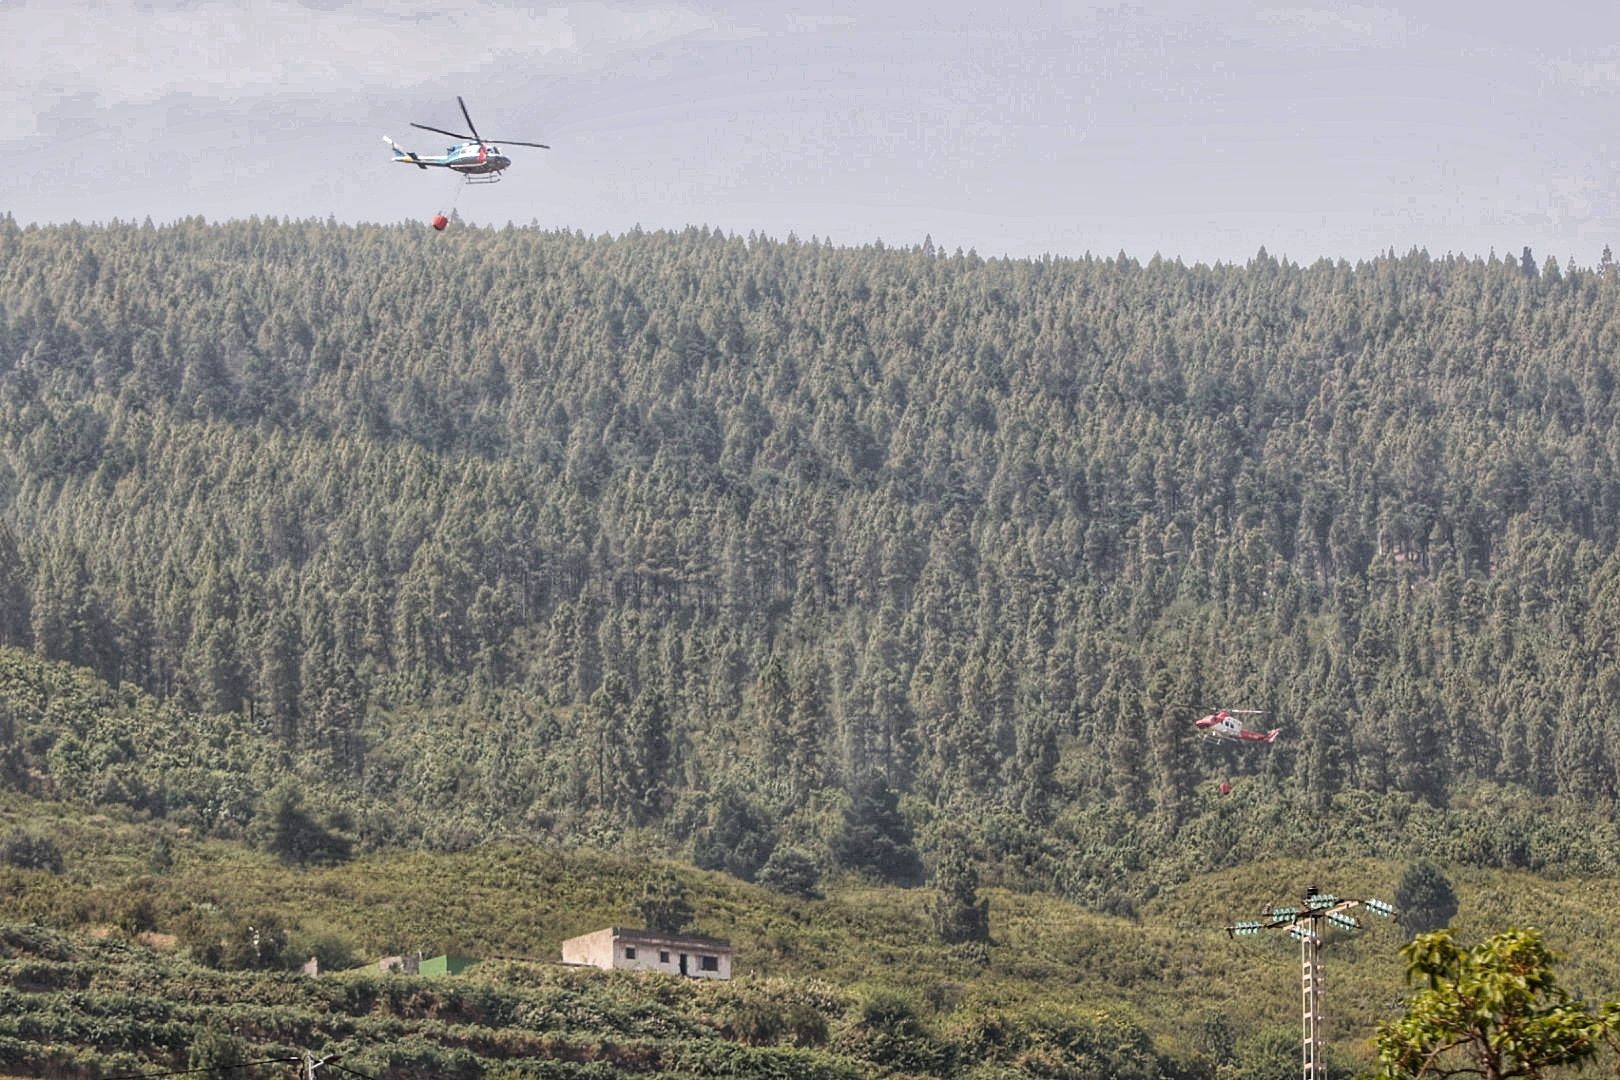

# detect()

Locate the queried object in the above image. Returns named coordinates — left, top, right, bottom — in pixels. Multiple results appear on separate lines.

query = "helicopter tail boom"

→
left=383, top=135, right=428, bottom=169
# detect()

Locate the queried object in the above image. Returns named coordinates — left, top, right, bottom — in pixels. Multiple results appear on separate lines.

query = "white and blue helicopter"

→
left=384, top=96, right=549, bottom=184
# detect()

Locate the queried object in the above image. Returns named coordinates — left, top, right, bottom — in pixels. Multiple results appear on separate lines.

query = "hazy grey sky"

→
left=4, top=1, right=1618, bottom=264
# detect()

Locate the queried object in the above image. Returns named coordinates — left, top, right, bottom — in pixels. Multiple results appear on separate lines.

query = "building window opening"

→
left=660, top=951, right=670, bottom=963
left=699, top=955, right=719, bottom=972
left=624, top=946, right=637, bottom=960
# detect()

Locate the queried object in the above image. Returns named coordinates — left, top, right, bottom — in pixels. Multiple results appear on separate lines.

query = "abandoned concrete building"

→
left=560, top=927, right=733, bottom=980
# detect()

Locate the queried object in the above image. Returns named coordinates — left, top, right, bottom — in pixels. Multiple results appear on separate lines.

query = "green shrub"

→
left=0, top=831, right=62, bottom=873
left=758, top=847, right=823, bottom=900
left=187, top=1021, right=252, bottom=1076
left=840, top=988, right=949, bottom=1074
left=115, top=900, right=158, bottom=937
left=0, top=923, right=74, bottom=961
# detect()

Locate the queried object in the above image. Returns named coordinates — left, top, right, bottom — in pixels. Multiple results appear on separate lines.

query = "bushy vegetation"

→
left=0, top=789, right=1619, bottom=1076
left=0, top=829, right=62, bottom=873
left=0, top=911, right=1198, bottom=1079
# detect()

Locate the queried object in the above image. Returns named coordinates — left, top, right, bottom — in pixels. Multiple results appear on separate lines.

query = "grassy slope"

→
left=5, top=792, right=1620, bottom=1077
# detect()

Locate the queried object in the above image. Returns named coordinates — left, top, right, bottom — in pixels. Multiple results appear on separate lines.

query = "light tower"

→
left=1225, top=885, right=1397, bottom=1080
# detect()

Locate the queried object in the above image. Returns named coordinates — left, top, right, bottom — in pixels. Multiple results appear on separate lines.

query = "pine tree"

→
left=832, top=774, right=923, bottom=886
left=1394, top=859, right=1459, bottom=936
left=587, top=672, right=633, bottom=814
left=0, top=524, right=29, bottom=647
left=257, top=608, right=301, bottom=743
left=627, top=686, right=673, bottom=824
left=929, top=843, right=990, bottom=946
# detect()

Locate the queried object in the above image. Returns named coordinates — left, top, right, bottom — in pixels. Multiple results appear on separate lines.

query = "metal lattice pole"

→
left=1301, top=928, right=1323, bottom=1080
left=1226, top=886, right=1397, bottom=1080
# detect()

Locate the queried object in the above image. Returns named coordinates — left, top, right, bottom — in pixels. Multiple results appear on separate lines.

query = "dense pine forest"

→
left=4, top=215, right=1620, bottom=910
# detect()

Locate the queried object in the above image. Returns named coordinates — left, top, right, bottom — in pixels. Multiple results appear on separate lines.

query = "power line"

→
left=99, top=1058, right=303, bottom=1080
left=96, top=1049, right=372, bottom=1080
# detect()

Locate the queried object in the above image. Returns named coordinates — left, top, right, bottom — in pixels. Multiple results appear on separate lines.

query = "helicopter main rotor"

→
left=410, top=95, right=550, bottom=149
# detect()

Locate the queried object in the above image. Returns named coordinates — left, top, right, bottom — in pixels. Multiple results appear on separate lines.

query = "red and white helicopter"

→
left=1195, top=709, right=1281, bottom=744
left=384, top=96, right=549, bottom=184
left=384, top=96, right=550, bottom=230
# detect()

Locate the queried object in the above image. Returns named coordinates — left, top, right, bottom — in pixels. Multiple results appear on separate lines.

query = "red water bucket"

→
left=431, top=213, right=449, bottom=231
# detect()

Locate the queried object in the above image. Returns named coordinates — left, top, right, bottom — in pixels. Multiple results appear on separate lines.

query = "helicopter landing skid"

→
left=462, top=173, right=503, bottom=185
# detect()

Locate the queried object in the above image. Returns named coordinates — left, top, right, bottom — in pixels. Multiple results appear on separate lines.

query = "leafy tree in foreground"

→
left=1394, top=859, right=1459, bottom=937
left=1371, top=929, right=1610, bottom=1079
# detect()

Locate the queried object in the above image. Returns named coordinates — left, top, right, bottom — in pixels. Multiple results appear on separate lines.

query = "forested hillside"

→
left=3, top=216, right=1620, bottom=904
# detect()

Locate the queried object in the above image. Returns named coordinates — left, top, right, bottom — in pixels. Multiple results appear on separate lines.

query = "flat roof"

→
left=567, top=927, right=732, bottom=951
